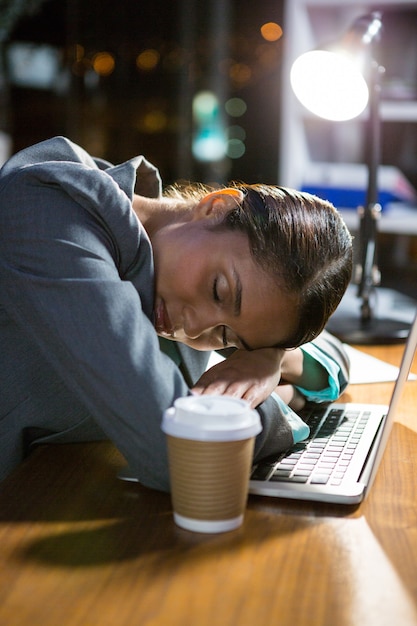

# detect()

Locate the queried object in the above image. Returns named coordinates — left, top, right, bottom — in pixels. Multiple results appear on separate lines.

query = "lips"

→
left=154, top=299, right=175, bottom=337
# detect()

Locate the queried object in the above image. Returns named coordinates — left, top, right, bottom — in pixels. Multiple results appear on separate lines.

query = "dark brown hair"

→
left=219, top=185, right=352, bottom=347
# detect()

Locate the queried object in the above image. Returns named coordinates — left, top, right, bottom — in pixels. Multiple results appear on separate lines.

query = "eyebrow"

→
left=232, top=268, right=253, bottom=351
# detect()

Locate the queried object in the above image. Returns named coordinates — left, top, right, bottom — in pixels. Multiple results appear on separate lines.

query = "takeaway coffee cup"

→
left=161, top=395, right=262, bottom=533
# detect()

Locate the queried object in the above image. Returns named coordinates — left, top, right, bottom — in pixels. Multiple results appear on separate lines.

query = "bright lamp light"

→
left=290, top=49, right=369, bottom=121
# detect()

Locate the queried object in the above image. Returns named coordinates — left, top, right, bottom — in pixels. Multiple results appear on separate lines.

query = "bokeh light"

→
left=192, top=91, right=219, bottom=122
left=229, top=62, right=252, bottom=87
left=226, top=138, right=246, bottom=159
left=192, top=91, right=227, bottom=162
left=260, top=22, right=283, bottom=42
left=136, top=49, right=160, bottom=71
left=225, top=97, right=247, bottom=117
left=142, top=110, right=168, bottom=133
left=92, top=51, right=115, bottom=76
left=227, top=124, right=246, bottom=141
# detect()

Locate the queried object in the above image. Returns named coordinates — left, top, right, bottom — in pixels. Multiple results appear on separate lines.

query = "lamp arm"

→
left=356, top=60, right=384, bottom=320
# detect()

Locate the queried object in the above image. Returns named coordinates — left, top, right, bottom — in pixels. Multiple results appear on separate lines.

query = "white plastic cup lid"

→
left=161, top=395, right=262, bottom=441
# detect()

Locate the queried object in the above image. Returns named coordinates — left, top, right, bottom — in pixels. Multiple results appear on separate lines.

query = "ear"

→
left=192, top=188, right=244, bottom=221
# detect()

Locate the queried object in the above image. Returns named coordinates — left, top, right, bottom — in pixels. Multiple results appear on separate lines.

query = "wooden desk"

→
left=1, top=345, right=417, bottom=626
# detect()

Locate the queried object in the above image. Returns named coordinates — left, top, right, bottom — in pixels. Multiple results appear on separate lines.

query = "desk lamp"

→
left=290, top=12, right=412, bottom=344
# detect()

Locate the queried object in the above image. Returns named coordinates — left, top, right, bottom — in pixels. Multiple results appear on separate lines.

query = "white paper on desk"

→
left=344, top=344, right=416, bottom=384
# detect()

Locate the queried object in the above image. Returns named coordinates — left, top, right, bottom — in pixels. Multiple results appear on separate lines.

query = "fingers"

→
left=192, top=378, right=268, bottom=409
left=191, top=353, right=283, bottom=410
left=192, top=379, right=249, bottom=400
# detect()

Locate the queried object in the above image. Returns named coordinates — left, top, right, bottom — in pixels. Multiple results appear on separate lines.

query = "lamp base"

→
left=326, top=315, right=410, bottom=345
left=326, top=285, right=416, bottom=345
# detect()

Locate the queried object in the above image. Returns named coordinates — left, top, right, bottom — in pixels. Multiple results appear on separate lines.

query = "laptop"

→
left=249, top=312, right=417, bottom=505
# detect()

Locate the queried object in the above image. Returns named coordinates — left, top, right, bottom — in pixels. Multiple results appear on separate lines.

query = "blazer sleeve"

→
left=0, top=138, right=188, bottom=492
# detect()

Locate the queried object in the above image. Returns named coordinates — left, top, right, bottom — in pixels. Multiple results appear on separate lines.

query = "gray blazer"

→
left=0, top=137, right=349, bottom=491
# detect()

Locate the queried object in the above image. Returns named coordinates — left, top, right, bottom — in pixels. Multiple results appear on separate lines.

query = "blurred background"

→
left=2, top=0, right=284, bottom=186
left=2, top=0, right=417, bottom=297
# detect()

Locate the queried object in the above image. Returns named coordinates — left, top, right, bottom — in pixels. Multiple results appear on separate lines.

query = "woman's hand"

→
left=274, top=384, right=306, bottom=412
left=192, top=345, right=328, bottom=410
left=191, top=348, right=286, bottom=409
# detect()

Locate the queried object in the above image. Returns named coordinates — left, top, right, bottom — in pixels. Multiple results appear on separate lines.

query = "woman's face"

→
left=151, top=208, right=299, bottom=351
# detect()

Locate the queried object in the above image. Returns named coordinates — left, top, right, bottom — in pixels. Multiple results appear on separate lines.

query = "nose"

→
left=182, top=305, right=219, bottom=340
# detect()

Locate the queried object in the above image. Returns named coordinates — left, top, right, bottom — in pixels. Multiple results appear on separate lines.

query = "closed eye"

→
left=213, top=277, right=221, bottom=303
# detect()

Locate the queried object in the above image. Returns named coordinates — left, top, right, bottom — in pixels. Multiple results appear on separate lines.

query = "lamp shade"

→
left=290, top=12, right=383, bottom=122
left=290, top=49, right=369, bottom=121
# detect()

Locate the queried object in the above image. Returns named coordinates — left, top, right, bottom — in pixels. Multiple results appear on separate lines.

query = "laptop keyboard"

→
left=251, top=406, right=372, bottom=487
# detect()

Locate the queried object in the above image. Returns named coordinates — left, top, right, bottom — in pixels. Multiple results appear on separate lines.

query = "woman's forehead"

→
left=232, top=258, right=299, bottom=349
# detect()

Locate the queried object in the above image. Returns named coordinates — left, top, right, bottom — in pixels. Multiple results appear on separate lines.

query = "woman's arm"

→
left=280, top=348, right=329, bottom=390
left=192, top=333, right=349, bottom=411
left=276, top=348, right=330, bottom=410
